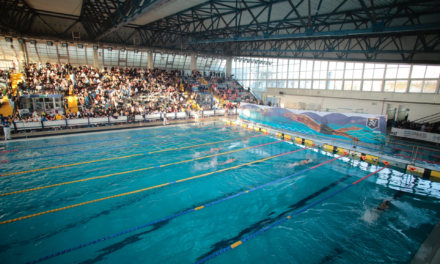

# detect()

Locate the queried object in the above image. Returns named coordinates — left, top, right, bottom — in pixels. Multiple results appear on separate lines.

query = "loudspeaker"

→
left=279, top=92, right=284, bottom=95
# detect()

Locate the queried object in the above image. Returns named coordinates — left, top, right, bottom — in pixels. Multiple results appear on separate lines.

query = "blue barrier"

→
left=3, top=126, right=233, bottom=162
left=1, top=125, right=224, bottom=153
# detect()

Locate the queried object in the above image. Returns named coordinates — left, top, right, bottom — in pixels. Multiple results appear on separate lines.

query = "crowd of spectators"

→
left=0, top=62, right=257, bottom=138
left=396, top=120, right=440, bottom=134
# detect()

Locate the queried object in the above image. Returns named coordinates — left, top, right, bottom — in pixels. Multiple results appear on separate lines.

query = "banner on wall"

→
left=239, top=103, right=387, bottom=144
left=391, top=128, right=440, bottom=143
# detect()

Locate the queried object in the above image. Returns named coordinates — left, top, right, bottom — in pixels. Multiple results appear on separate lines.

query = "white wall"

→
left=266, top=88, right=440, bottom=122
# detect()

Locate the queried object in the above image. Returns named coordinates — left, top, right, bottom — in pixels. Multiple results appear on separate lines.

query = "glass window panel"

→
left=423, top=80, right=437, bottom=93
left=86, top=47, right=94, bottom=65
left=313, top=80, right=320, bottom=89
left=372, top=81, right=383, bottom=92
left=26, top=42, right=39, bottom=62
left=384, top=81, right=395, bottom=92
left=277, top=80, right=286, bottom=88
left=397, top=65, right=410, bottom=79
left=363, top=80, right=372, bottom=91
left=335, top=80, right=343, bottom=90
left=352, top=81, right=361, bottom=91
left=344, top=80, right=352, bottom=90
left=409, top=80, right=423, bottom=93
left=411, top=66, right=426, bottom=78
left=68, top=46, right=78, bottom=65
left=327, top=81, right=335, bottom=90
left=425, top=66, right=440, bottom=78
left=395, top=81, right=408, bottom=93
left=36, top=43, right=49, bottom=62
left=373, top=64, right=385, bottom=79
left=385, top=64, right=398, bottom=79
left=47, top=45, right=58, bottom=62
left=77, top=46, right=87, bottom=65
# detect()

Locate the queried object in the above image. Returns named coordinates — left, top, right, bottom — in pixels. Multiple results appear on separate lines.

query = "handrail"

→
left=411, top=112, right=440, bottom=122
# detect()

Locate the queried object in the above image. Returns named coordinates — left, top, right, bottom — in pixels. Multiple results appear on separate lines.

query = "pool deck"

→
left=411, top=219, right=440, bottom=264
left=0, top=116, right=238, bottom=141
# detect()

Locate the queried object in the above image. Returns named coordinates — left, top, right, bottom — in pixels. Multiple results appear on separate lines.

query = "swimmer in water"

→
left=375, top=200, right=390, bottom=212
left=207, top=148, right=220, bottom=153
left=293, top=158, right=313, bottom=166
left=219, top=158, right=236, bottom=165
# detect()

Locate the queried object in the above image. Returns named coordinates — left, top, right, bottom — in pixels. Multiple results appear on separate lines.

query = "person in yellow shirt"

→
left=55, top=113, right=62, bottom=120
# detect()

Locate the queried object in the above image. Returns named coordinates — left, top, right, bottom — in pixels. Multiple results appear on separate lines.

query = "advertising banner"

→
left=239, top=103, right=386, bottom=144
left=391, top=128, right=440, bottom=143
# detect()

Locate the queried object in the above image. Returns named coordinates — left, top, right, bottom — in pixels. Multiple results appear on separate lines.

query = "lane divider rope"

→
left=195, top=163, right=390, bottom=264
left=0, top=146, right=314, bottom=226
left=0, top=138, right=281, bottom=197
left=0, top=125, right=228, bottom=154
left=0, top=129, right=252, bottom=177
left=24, top=146, right=344, bottom=264
left=1, top=126, right=232, bottom=163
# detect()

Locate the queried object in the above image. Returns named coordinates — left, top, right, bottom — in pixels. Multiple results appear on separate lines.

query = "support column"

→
left=226, top=57, right=232, bottom=77
left=147, top=52, right=153, bottom=69
left=93, top=48, right=100, bottom=69
left=191, top=53, right=197, bottom=71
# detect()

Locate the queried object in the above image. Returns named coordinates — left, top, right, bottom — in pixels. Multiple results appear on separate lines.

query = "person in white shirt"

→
left=194, top=110, right=199, bottom=124
left=163, top=110, right=169, bottom=126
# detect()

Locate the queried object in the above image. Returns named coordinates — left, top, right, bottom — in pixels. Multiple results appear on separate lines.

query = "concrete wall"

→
left=265, top=88, right=440, bottom=122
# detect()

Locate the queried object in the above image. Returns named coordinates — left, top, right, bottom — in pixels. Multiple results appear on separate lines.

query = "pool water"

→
left=0, top=122, right=439, bottom=264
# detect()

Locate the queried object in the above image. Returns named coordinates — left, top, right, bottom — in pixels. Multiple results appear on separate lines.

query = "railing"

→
left=411, top=112, right=440, bottom=123
left=241, top=118, right=440, bottom=168
left=12, top=109, right=238, bottom=133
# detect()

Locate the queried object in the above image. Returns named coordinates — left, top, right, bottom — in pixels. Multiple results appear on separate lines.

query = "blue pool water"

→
left=0, top=122, right=439, bottom=264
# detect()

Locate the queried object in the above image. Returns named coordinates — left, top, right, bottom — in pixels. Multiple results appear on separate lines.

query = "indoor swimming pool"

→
left=0, top=121, right=439, bottom=264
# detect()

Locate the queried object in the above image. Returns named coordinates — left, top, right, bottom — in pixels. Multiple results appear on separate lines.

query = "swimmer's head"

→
left=385, top=201, right=390, bottom=206
left=308, top=159, right=313, bottom=162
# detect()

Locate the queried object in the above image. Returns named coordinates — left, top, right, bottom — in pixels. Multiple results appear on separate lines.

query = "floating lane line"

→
left=24, top=146, right=345, bottom=264
left=195, top=163, right=390, bottom=264
left=0, top=138, right=281, bottom=197
left=1, top=126, right=233, bottom=163
left=0, top=125, right=229, bottom=154
left=0, top=146, right=313, bottom=226
left=0, top=129, right=252, bottom=177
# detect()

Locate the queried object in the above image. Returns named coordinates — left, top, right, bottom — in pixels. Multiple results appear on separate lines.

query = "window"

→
left=385, top=64, right=410, bottom=79
left=425, top=66, right=440, bottom=78
left=344, top=63, right=363, bottom=79
left=385, top=80, right=408, bottom=92
left=288, top=80, right=298, bottom=88
left=363, top=80, right=383, bottom=92
left=299, top=80, right=312, bottom=89
left=230, top=56, right=440, bottom=96
left=364, top=63, right=385, bottom=79
left=328, top=62, right=344, bottom=79
left=288, top=59, right=300, bottom=80
left=409, top=80, right=423, bottom=93
left=411, top=66, right=426, bottom=78
left=314, top=61, right=328, bottom=79
left=277, top=80, right=286, bottom=88
left=327, top=80, right=343, bottom=90
left=423, top=80, right=437, bottom=93
left=277, top=59, right=288, bottom=79
left=300, top=60, right=313, bottom=79
left=312, top=80, right=326, bottom=90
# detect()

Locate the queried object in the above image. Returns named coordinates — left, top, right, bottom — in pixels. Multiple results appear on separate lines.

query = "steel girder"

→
left=184, top=33, right=440, bottom=63
left=133, top=0, right=440, bottom=46
left=80, top=0, right=168, bottom=41
left=0, top=0, right=35, bottom=34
